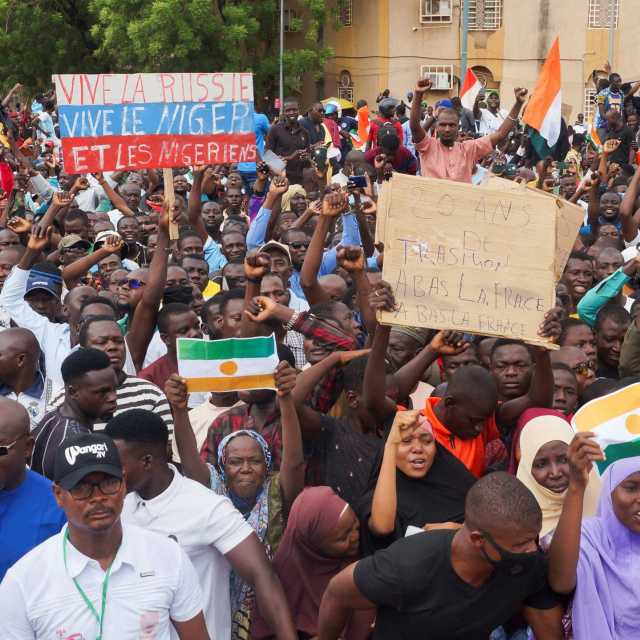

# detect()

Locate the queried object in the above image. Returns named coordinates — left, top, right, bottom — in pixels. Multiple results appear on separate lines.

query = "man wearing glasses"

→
left=0, top=432, right=210, bottom=639
left=0, top=397, right=66, bottom=582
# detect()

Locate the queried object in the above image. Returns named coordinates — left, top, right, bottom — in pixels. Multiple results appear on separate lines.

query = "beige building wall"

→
left=317, top=0, right=632, bottom=123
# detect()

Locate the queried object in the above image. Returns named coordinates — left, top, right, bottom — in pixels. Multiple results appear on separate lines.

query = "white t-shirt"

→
left=0, top=523, right=203, bottom=640
left=121, top=465, right=254, bottom=639
left=478, top=108, right=509, bottom=135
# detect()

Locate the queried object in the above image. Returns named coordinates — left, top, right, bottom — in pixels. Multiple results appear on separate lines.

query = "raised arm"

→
left=488, top=88, right=527, bottom=147
left=369, top=412, right=422, bottom=536
left=336, top=245, right=376, bottom=339
left=240, top=250, right=270, bottom=338
left=621, top=164, right=640, bottom=243
left=126, top=202, right=170, bottom=370
left=409, top=77, right=431, bottom=144
left=246, top=176, right=289, bottom=249
left=497, top=309, right=562, bottom=429
left=94, top=172, right=135, bottom=217
left=361, top=316, right=397, bottom=420
left=300, top=192, right=348, bottom=304
left=548, top=433, right=604, bottom=593
left=185, top=166, right=209, bottom=245
left=61, top=235, right=124, bottom=288
left=274, top=362, right=305, bottom=507
left=164, top=374, right=210, bottom=487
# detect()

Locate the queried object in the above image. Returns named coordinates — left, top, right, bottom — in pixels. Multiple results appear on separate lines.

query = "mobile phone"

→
left=312, top=146, right=328, bottom=171
left=348, top=175, right=367, bottom=188
left=263, top=149, right=286, bottom=175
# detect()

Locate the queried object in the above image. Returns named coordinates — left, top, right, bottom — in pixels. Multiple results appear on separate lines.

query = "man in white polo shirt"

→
left=0, top=432, right=210, bottom=640
left=105, top=408, right=297, bottom=640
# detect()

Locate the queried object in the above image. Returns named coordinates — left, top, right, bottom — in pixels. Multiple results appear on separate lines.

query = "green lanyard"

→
left=63, top=529, right=113, bottom=640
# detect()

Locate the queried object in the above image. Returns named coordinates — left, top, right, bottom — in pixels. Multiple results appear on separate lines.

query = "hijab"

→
left=516, top=416, right=600, bottom=537
left=252, top=486, right=373, bottom=640
left=508, top=407, right=570, bottom=474
left=572, top=456, right=640, bottom=639
left=358, top=435, right=476, bottom=553
left=281, top=184, right=306, bottom=213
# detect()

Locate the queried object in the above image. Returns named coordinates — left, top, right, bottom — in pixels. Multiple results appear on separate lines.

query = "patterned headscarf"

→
left=217, top=429, right=273, bottom=481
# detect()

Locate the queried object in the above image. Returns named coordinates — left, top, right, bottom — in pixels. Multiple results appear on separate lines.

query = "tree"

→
left=0, top=0, right=100, bottom=95
left=88, top=0, right=334, bottom=99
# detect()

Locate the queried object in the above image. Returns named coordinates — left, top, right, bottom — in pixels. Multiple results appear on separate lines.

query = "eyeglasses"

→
left=125, top=278, right=146, bottom=289
left=0, top=435, right=23, bottom=456
left=69, top=476, right=122, bottom=500
left=289, top=242, right=310, bottom=250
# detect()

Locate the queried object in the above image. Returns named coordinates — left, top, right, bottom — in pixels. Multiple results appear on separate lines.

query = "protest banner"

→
left=484, top=175, right=584, bottom=278
left=377, top=173, right=558, bottom=347
left=52, top=72, right=257, bottom=173
left=572, top=383, right=640, bottom=474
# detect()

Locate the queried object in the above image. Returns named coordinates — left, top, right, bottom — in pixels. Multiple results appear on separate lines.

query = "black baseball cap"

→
left=54, top=433, right=123, bottom=490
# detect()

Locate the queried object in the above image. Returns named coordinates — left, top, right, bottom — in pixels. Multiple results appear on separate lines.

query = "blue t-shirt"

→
left=0, top=469, right=66, bottom=581
left=238, top=112, right=270, bottom=173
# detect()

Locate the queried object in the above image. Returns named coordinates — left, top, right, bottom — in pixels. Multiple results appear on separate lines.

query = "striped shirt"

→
left=49, top=375, right=174, bottom=434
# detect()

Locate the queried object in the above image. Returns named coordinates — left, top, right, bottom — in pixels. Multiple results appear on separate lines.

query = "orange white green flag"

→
left=522, top=37, right=562, bottom=158
left=178, top=335, right=278, bottom=393
left=572, top=382, right=640, bottom=474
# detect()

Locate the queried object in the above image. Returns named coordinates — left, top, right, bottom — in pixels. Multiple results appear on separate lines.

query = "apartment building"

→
left=310, top=0, right=639, bottom=122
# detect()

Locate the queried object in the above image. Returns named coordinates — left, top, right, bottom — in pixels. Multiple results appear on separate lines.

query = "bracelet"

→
left=507, top=115, right=518, bottom=123
left=284, top=311, right=300, bottom=331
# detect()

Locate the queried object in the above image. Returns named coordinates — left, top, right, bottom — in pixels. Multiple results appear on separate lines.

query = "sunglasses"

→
left=289, top=242, right=310, bottom=250
left=69, top=476, right=122, bottom=500
left=0, top=435, right=23, bottom=456
left=125, top=278, right=146, bottom=289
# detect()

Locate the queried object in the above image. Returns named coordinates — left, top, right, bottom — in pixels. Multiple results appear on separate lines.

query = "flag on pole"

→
left=460, top=68, right=483, bottom=111
left=522, top=37, right=562, bottom=159
left=178, top=335, right=279, bottom=393
left=587, top=123, right=602, bottom=150
left=572, top=382, right=640, bottom=474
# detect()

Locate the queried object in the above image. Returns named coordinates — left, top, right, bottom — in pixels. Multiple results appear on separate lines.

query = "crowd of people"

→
left=1, top=65, right=640, bottom=640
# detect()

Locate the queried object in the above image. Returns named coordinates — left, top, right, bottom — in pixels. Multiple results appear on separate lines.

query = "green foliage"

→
left=0, top=0, right=335, bottom=100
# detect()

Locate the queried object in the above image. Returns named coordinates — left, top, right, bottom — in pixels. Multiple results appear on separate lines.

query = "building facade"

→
left=310, top=0, right=638, bottom=122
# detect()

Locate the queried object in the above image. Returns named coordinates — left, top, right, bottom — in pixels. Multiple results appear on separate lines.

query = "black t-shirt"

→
left=605, top=126, right=633, bottom=165
left=299, top=116, right=325, bottom=145
left=265, top=121, right=310, bottom=184
left=309, top=415, right=382, bottom=507
left=354, top=530, right=558, bottom=640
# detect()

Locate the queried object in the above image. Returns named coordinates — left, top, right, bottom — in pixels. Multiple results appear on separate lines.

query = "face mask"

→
left=479, top=530, right=542, bottom=577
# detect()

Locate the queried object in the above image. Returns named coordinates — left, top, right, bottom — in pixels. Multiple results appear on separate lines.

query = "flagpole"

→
left=461, top=0, right=470, bottom=85
left=607, top=0, right=615, bottom=66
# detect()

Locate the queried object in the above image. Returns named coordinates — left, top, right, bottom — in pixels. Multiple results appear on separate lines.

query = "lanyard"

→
left=63, top=529, right=113, bottom=640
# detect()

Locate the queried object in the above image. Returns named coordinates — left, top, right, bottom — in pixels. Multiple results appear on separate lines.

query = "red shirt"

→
left=368, top=118, right=404, bottom=147
left=138, top=355, right=176, bottom=392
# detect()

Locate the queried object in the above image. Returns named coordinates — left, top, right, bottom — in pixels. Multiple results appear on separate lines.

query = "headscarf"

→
left=358, top=440, right=475, bottom=553
left=516, top=415, right=600, bottom=537
left=281, top=184, right=306, bottom=213
left=252, top=486, right=373, bottom=640
left=211, top=429, right=274, bottom=640
left=572, top=456, right=640, bottom=639
left=508, top=408, right=570, bottom=474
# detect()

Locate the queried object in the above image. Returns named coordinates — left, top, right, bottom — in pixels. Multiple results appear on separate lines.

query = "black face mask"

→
left=479, top=530, right=542, bottom=578
left=163, top=284, right=193, bottom=306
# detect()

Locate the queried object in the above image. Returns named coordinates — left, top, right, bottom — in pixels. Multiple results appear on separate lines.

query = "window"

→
left=468, top=0, right=503, bottom=31
left=420, top=0, right=452, bottom=24
left=588, top=0, right=619, bottom=28
left=338, top=0, right=353, bottom=26
left=283, top=9, right=300, bottom=32
left=419, top=64, right=454, bottom=90
left=338, top=87, right=354, bottom=103
left=583, top=88, right=597, bottom=123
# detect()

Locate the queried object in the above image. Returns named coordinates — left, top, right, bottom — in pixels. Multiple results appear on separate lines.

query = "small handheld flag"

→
left=572, top=383, right=640, bottom=474
left=178, top=335, right=279, bottom=393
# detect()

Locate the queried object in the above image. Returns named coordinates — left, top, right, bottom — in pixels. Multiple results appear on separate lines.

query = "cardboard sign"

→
left=484, top=175, right=584, bottom=278
left=377, top=174, right=559, bottom=347
left=53, top=72, right=257, bottom=172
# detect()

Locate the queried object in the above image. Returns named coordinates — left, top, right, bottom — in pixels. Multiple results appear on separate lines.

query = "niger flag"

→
left=523, top=38, right=562, bottom=159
